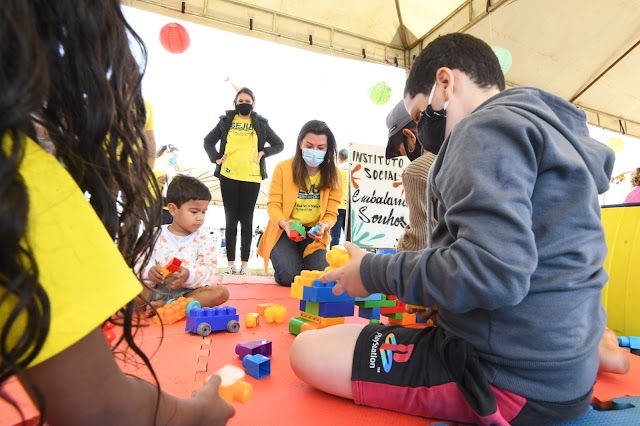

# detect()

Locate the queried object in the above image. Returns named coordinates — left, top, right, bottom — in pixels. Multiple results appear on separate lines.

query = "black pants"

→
left=219, top=175, right=260, bottom=262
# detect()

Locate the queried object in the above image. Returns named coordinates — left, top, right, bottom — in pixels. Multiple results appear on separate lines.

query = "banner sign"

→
left=349, top=143, right=408, bottom=248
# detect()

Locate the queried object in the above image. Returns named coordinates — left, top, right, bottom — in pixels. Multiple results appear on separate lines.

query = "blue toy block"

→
left=557, top=396, right=640, bottom=425
left=618, top=336, right=640, bottom=350
left=355, top=294, right=384, bottom=301
left=242, top=354, right=271, bottom=380
left=301, top=300, right=354, bottom=317
left=358, top=306, right=381, bottom=320
left=302, top=279, right=355, bottom=303
left=185, top=306, right=240, bottom=336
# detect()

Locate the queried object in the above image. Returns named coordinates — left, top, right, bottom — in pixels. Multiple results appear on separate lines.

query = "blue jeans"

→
left=330, top=209, right=346, bottom=248
left=270, top=231, right=329, bottom=287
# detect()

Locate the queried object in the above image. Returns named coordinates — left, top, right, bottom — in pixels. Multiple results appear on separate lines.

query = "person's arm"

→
left=203, top=121, right=223, bottom=163
left=361, top=113, right=539, bottom=312
left=267, top=162, right=287, bottom=226
left=25, top=327, right=234, bottom=425
left=396, top=157, right=434, bottom=252
left=184, top=233, right=219, bottom=288
left=260, top=122, right=284, bottom=158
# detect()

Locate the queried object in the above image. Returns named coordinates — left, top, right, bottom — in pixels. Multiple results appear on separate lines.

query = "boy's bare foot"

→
left=598, top=328, right=630, bottom=374
left=145, top=300, right=167, bottom=318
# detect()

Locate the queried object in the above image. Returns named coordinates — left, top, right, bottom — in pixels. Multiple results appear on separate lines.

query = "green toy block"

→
left=355, top=299, right=397, bottom=308
left=289, top=317, right=309, bottom=335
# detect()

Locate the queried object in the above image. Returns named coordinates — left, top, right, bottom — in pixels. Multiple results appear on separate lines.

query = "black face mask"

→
left=236, top=103, right=253, bottom=116
left=417, top=83, right=449, bottom=155
left=402, top=137, right=422, bottom=162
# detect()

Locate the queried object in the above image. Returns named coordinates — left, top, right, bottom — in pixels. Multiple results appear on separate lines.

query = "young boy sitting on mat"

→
left=290, top=33, right=629, bottom=425
left=138, top=175, right=229, bottom=316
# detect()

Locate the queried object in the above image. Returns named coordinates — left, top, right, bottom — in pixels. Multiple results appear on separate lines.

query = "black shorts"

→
left=352, top=325, right=592, bottom=425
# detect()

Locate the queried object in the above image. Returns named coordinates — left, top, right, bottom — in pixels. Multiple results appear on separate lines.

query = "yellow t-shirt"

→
left=291, top=172, right=322, bottom=226
left=338, top=164, right=349, bottom=210
left=221, top=115, right=261, bottom=183
left=144, top=100, right=154, bottom=131
left=0, top=136, right=142, bottom=367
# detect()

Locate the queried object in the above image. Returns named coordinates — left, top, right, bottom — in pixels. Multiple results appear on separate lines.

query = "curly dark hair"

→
left=631, top=168, right=640, bottom=187
left=1, top=0, right=162, bottom=421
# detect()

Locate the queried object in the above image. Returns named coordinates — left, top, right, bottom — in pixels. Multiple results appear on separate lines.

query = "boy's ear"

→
left=167, top=202, right=178, bottom=216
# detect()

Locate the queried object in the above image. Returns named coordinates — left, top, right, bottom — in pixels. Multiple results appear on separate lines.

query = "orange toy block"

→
left=154, top=296, right=194, bottom=325
left=264, top=305, right=287, bottom=323
left=300, top=321, right=327, bottom=333
left=245, top=312, right=259, bottom=328
left=256, top=303, right=275, bottom=316
left=161, top=257, right=182, bottom=277
left=387, top=313, right=417, bottom=326
left=211, top=365, right=253, bottom=404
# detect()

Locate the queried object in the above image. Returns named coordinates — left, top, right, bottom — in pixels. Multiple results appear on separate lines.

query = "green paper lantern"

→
left=491, top=46, right=513, bottom=75
left=369, top=82, right=392, bottom=105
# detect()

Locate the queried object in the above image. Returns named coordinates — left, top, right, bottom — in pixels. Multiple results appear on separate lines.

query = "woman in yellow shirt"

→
left=258, top=120, right=342, bottom=286
left=0, top=1, right=233, bottom=424
left=204, top=89, right=284, bottom=275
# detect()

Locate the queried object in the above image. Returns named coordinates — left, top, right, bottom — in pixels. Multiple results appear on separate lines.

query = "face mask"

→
left=168, top=155, right=178, bottom=167
left=302, top=148, right=326, bottom=168
left=417, top=82, right=449, bottom=155
left=402, top=135, right=422, bottom=162
left=236, top=102, right=253, bottom=116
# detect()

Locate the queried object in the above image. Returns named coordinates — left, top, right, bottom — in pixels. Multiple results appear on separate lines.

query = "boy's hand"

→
left=168, top=267, right=190, bottom=289
left=191, top=374, right=235, bottom=425
left=148, top=266, right=164, bottom=285
left=321, top=242, right=370, bottom=298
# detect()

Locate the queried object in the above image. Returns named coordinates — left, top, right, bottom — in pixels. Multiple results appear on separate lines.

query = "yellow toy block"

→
left=245, top=312, right=259, bottom=328
left=405, top=304, right=426, bottom=311
left=300, top=270, right=322, bottom=279
left=326, top=246, right=350, bottom=270
left=264, top=304, right=287, bottom=323
left=291, top=282, right=304, bottom=299
left=601, top=205, right=640, bottom=336
left=299, top=311, right=345, bottom=326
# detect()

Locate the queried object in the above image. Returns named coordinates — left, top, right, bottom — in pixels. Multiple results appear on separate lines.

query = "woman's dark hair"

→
left=292, top=120, right=339, bottom=191
left=167, top=175, right=212, bottom=207
left=156, top=144, right=179, bottom=157
left=405, top=33, right=506, bottom=99
left=234, top=87, right=255, bottom=105
left=0, top=0, right=162, bottom=421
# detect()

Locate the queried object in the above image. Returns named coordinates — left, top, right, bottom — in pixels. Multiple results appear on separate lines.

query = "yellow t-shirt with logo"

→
left=338, top=164, right=348, bottom=210
left=144, top=100, right=154, bottom=131
left=291, top=172, right=322, bottom=226
left=0, top=136, right=142, bottom=367
left=221, top=115, right=261, bottom=183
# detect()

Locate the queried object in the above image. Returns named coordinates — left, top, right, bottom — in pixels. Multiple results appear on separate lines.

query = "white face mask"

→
left=302, top=148, right=326, bottom=167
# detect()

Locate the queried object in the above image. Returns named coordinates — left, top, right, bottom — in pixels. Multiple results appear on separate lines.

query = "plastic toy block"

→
left=358, top=306, right=381, bottom=320
left=161, top=257, right=182, bottom=277
left=299, top=311, right=345, bottom=326
left=369, top=319, right=381, bottom=324
left=380, top=301, right=407, bottom=315
left=618, top=336, right=640, bottom=350
left=300, top=270, right=323, bottom=279
left=264, top=305, right=287, bottom=323
left=291, top=282, right=304, bottom=299
left=289, top=220, right=306, bottom=242
left=307, top=224, right=322, bottom=237
left=294, top=275, right=316, bottom=286
left=355, top=294, right=384, bottom=301
left=154, top=296, right=194, bottom=325
left=289, top=317, right=308, bottom=335
left=406, top=303, right=427, bottom=311
left=326, top=246, right=351, bottom=270
left=382, top=312, right=405, bottom=320
left=245, top=312, right=259, bottom=328
left=557, top=396, right=640, bottom=425
left=387, top=313, right=417, bottom=325
left=256, top=303, right=274, bottom=315
left=214, top=365, right=253, bottom=404
left=355, top=298, right=397, bottom=308
left=185, top=306, right=240, bottom=336
left=302, top=279, right=356, bottom=303
left=242, top=354, right=271, bottom=380
left=235, top=340, right=272, bottom=360
left=300, top=300, right=319, bottom=315
left=102, top=322, right=116, bottom=345
left=300, top=301, right=354, bottom=317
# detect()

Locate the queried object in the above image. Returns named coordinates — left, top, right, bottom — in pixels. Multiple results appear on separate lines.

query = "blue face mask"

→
left=168, top=155, right=178, bottom=167
left=302, top=148, right=326, bottom=168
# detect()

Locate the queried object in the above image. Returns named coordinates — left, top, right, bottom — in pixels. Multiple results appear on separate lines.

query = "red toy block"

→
left=161, top=257, right=182, bottom=277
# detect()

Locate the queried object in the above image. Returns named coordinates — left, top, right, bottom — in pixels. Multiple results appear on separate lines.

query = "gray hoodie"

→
left=361, top=87, right=615, bottom=402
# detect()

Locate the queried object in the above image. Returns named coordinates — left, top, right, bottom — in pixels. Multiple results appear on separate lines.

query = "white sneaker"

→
left=240, top=266, right=250, bottom=276
left=223, top=265, right=237, bottom=275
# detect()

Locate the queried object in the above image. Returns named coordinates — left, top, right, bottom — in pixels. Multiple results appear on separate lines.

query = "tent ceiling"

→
left=125, top=0, right=640, bottom=137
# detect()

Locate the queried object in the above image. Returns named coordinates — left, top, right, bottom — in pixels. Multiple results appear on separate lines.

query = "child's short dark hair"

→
left=167, top=175, right=211, bottom=207
left=405, top=33, right=505, bottom=99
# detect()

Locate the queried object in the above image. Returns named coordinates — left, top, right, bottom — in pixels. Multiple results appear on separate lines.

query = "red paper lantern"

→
left=159, top=23, right=190, bottom=54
